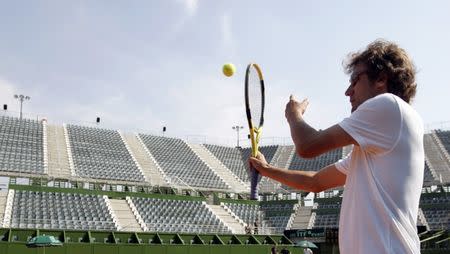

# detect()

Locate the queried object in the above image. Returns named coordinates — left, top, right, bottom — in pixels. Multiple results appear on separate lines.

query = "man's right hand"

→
left=285, top=95, right=309, bottom=125
left=248, top=152, right=270, bottom=176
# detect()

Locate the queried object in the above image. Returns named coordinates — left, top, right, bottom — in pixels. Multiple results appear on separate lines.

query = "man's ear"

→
left=374, top=73, right=388, bottom=92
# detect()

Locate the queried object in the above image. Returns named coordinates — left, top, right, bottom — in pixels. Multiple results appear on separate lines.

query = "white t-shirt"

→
left=303, top=248, right=313, bottom=254
left=335, top=93, right=424, bottom=254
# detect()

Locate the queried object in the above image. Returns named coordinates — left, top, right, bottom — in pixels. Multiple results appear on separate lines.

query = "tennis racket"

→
left=245, top=63, right=265, bottom=200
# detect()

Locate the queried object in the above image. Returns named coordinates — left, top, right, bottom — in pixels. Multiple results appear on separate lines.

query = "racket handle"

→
left=250, top=166, right=261, bottom=200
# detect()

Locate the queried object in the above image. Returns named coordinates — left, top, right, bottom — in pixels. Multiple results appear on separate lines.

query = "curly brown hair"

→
left=344, top=39, right=417, bottom=103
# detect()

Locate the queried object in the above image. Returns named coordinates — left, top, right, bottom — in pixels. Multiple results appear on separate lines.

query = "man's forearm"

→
left=262, top=164, right=320, bottom=193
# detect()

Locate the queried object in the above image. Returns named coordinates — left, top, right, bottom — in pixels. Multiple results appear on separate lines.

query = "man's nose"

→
left=345, top=85, right=353, bottom=96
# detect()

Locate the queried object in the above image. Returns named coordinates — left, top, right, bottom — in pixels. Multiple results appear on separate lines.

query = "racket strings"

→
left=248, top=67, right=264, bottom=129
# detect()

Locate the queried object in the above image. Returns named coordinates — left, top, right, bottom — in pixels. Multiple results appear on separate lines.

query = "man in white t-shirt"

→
left=249, top=40, right=423, bottom=254
left=303, top=247, right=313, bottom=254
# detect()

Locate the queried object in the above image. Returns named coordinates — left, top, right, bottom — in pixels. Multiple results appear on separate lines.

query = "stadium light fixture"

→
left=13, top=94, right=31, bottom=120
left=232, top=125, right=244, bottom=148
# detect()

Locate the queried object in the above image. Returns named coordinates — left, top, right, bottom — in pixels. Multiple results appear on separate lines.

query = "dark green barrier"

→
left=0, top=228, right=297, bottom=254
left=0, top=242, right=299, bottom=254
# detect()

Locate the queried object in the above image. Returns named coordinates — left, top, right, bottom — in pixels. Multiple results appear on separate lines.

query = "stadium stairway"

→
left=46, top=125, right=72, bottom=178
left=308, top=211, right=316, bottom=229
left=418, top=207, right=431, bottom=231
left=207, top=204, right=245, bottom=234
left=289, top=205, right=313, bottom=230
left=424, top=133, right=450, bottom=183
left=1, top=189, right=14, bottom=228
left=257, top=146, right=296, bottom=194
left=0, top=191, right=7, bottom=227
left=425, top=155, right=440, bottom=184
left=108, top=198, right=143, bottom=232
left=121, top=133, right=168, bottom=187
left=258, top=177, right=282, bottom=194
left=188, top=144, right=248, bottom=193
left=272, top=145, right=296, bottom=192
left=117, top=131, right=149, bottom=182
left=63, top=124, right=77, bottom=176
left=271, top=145, right=295, bottom=169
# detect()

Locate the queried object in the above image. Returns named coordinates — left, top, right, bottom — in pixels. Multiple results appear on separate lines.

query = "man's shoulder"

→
left=355, top=93, right=401, bottom=118
left=363, top=93, right=397, bottom=107
left=369, top=93, right=421, bottom=123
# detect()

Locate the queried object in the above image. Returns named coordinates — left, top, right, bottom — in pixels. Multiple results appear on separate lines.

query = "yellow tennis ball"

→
left=222, top=63, right=236, bottom=77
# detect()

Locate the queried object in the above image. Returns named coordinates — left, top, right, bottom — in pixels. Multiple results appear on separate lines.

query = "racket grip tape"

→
left=250, top=166, right=261, bottom=200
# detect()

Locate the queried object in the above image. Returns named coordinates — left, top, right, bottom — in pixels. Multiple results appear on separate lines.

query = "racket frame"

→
left=245, top=63, right=265, bottom=200
left=245, top=63, right=265, bottom=156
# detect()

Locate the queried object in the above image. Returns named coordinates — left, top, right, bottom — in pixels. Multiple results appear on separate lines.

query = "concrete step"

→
left=0, top=191, right=8, bottom=227
left=46, top=125, right=72, bottom=178
left=109, top=199, right=143, bottom=232
left=207, top=204, right=245, bottom=234
left=122, top=133, right=168, bottom=186
left=291, top=206, right=313, bottom=229
left=188, top=144, right=248, bottom=193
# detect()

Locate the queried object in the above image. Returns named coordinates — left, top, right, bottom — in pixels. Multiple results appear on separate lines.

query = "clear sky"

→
left=1, top=1, right=449, bottom=146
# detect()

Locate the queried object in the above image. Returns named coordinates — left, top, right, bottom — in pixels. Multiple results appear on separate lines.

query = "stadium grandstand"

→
left=0, top=114, right=449, bottom=254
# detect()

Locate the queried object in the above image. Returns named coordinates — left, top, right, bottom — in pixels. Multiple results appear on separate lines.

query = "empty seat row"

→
left=67, top=124, right=145, bottom=182
left=0, top=116, right=45, bottom=174
left=139, top=134, right=228, bottom=190
left=10, top=190, right=116, bottom=231
left=132, top=197, right=231, bottom=234
left=434, top=130, right=450, bottom=155
left=289, top=148, right=343, bottom=171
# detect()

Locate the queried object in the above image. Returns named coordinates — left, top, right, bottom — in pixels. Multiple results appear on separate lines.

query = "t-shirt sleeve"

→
left=335, top=150, right=351, bottom=175
left=338, top=94, right=401, bottom=154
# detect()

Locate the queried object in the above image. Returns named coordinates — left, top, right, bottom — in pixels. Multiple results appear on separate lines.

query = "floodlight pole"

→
left=232, top=125, right=244, bottom=148
left=14, top=94, right=31, bottom=120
